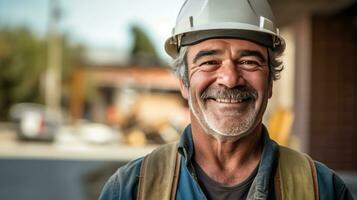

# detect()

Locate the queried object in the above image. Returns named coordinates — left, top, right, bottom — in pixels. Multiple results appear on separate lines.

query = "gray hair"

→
left=171, top=42, right=286, bottom=87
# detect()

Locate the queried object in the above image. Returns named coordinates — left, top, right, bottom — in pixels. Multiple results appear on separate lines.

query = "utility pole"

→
left=45, top=0, right=62, bottom=119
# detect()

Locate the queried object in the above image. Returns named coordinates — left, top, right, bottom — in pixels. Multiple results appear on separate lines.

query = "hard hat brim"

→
left=181, top=29, right=274, bottom=48
left=165, top=29, right=282, bottom=58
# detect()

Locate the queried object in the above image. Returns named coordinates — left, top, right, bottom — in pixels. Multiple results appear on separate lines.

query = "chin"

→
left=205, top=120, right=258, bottom=142
left=203, top=110, right=258, bottom=141
left=194, top=110, right=259, bottom=142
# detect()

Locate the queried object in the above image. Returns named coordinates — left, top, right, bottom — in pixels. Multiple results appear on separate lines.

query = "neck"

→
left=191, top=115, right=263, bottom=186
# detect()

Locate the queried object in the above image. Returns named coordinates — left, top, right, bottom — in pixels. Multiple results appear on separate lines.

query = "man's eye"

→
left=199, top=60, right=220, bottom=66
left=238, top=60, right=262, bottom=70
left=198, top=60, right=221, bottom=71
left=240, top=60, right=259, bottom=65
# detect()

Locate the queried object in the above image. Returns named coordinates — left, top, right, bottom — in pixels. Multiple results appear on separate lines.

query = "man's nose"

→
left=217, top=60, right=245, bottom=88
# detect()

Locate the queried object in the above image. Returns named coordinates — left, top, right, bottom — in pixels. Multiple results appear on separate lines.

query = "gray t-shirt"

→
left=193, top=161, right=258, bottom=200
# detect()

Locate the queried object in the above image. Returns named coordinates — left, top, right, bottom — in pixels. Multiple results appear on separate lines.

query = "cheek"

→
left=242, top=71, right=270, bottom=94
left=189, top=71, right=216, bottom=96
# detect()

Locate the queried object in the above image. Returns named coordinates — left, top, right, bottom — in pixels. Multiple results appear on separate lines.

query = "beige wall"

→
left=265, top=26, right=296, bottom=121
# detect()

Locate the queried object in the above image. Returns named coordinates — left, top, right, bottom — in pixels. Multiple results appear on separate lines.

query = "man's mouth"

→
left=201, top=85, right=257, bottom=104
left=209, top=96, right=253, bottom=104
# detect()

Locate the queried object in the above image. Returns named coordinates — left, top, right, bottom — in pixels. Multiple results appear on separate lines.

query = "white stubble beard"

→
left=188, top=91, right=259, bottom=142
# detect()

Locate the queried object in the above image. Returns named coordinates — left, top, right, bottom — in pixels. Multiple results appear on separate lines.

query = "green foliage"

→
left=0, top=26, right=85, bottom=120
left=0, top=27, right=45, bottom=119
left=130, top=24, right=161, bottom=66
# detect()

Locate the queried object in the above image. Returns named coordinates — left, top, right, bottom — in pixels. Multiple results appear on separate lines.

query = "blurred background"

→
left=0, top=0, right=356, bottom=199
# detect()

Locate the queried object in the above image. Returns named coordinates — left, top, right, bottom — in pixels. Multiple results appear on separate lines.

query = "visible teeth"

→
left=216, top=99, right=229, bottom=103
left=215, top=99, right=245, bottom=103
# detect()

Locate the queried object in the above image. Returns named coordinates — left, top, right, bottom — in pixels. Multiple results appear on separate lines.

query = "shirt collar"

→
left=248, top=126, right=279, bottom=199
left=177, top=124, right=194, bottom=163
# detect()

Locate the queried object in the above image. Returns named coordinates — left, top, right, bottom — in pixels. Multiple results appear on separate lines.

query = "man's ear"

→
left=179, top=79, right=189, bottom=100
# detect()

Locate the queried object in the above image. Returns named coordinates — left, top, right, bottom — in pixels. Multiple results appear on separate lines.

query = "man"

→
left=99, top=0, right=353, bottom=199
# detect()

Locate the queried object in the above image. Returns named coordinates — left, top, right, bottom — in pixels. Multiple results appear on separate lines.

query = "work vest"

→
left=137, top=143, right=319, bottom=200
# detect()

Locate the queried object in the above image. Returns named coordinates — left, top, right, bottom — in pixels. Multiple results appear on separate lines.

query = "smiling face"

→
left=180, top=39, right=272, bottom=141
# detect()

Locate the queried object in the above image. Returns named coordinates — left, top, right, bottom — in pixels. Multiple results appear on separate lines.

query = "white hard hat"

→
left=165, top=0, right=284, bottom=58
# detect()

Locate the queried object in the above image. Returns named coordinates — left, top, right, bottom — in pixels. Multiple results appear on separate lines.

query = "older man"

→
left=99, top=0, right=353, bottom=199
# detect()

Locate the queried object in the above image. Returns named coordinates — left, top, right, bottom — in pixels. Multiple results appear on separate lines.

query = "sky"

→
left=0, top=0, right=185, bottom=62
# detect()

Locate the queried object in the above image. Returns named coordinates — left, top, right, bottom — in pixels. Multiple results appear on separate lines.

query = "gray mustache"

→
left=201, top=86, right=258, bottom=101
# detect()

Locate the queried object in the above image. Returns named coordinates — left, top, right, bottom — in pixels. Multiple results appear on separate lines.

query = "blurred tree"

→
left=0, top=27, right=45, bottom=120
left=130, top=24, right=162, bottom=66
left=0, top=26, right=85, bottom=120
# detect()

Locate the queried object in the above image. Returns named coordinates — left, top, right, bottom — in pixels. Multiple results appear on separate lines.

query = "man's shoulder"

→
left=276, top=146, right=353, bottom=199
left=115, top=157, right=144, bottom=178
left=314, top=161, right=354, bottom=199
left=99, top=157, right=144, bottom=200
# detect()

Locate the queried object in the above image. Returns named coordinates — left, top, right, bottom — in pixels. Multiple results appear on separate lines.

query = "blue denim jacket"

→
left=99, top=125, right=353, bottom=200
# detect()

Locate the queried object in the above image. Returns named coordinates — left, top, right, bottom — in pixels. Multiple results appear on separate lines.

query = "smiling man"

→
left=185, top=39, right=269, bottom=141
left=99, top=0, right=353, bottom=199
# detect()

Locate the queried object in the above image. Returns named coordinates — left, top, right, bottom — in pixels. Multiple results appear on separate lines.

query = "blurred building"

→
left=270, top=0, right=357, bottom=171
left=68, top=64, right=188, bottom=144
